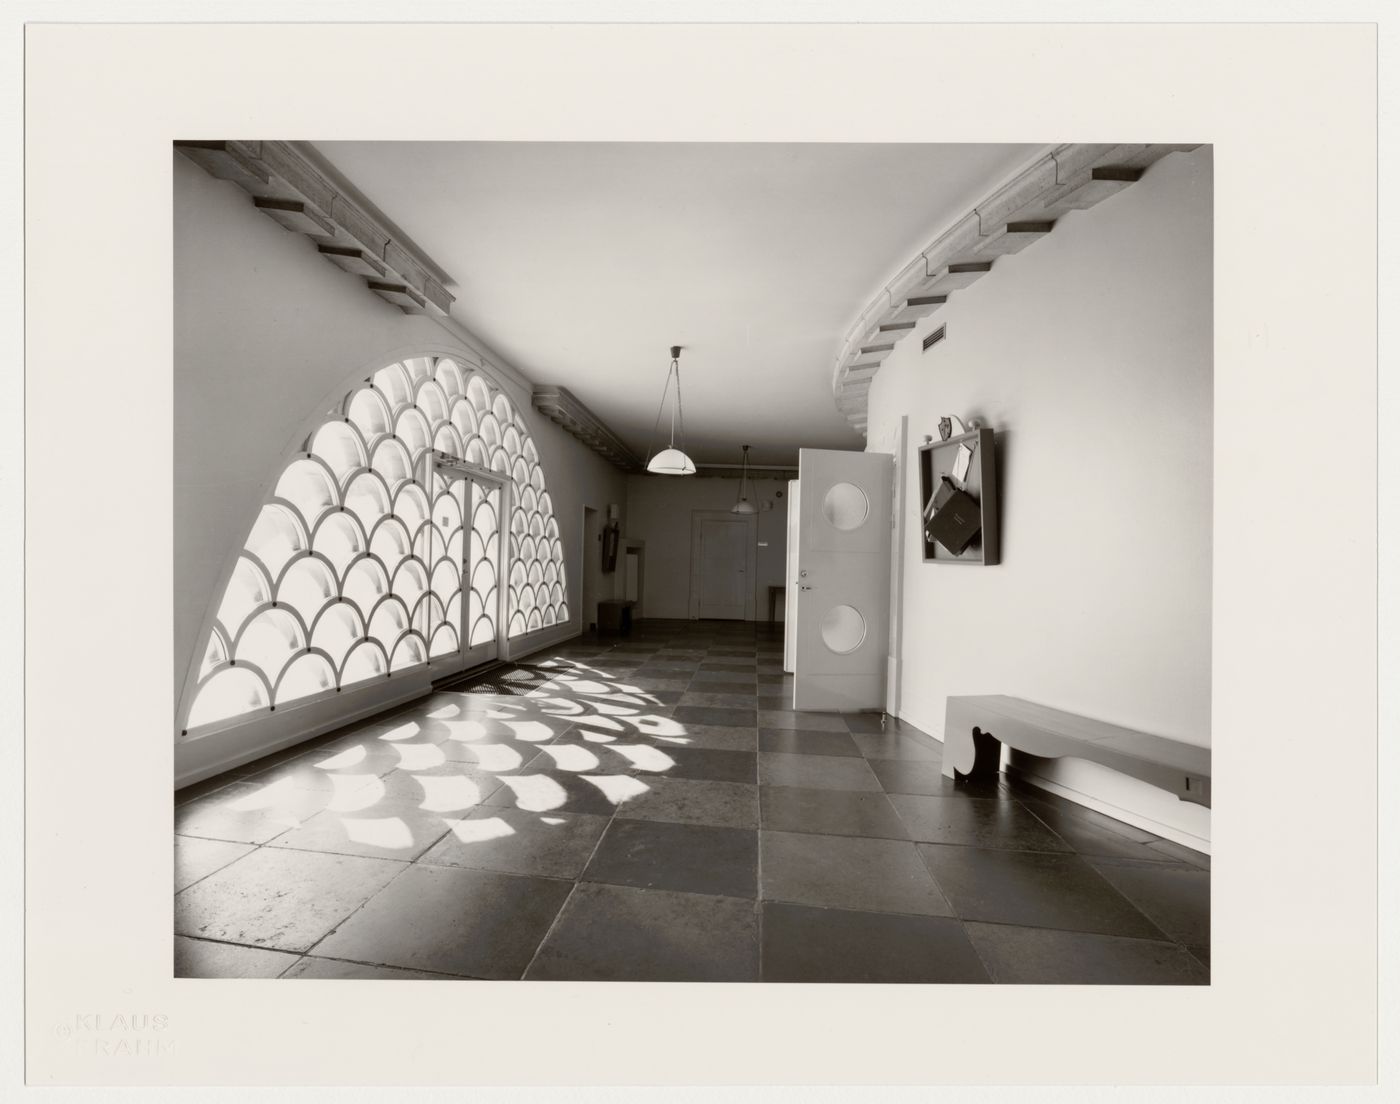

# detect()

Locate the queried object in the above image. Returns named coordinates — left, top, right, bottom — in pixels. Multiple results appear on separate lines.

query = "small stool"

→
left=597, top=599, right=635, bottom=636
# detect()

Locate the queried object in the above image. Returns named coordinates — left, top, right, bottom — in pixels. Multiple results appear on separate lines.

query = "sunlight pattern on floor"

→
left=175, top=620, right=1210, bottom=983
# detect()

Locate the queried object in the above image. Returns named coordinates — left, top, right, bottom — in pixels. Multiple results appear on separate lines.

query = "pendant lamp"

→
left=731, top=444, right=757, bottom=514
left=645, top=345, right=696, bottom=475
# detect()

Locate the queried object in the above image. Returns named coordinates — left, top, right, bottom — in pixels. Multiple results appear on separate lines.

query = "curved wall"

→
left=868, top=147, right=1213, bottom=843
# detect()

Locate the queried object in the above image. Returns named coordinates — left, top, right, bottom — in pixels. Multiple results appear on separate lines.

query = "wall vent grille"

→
left=922, top=325, right=947, bottom=352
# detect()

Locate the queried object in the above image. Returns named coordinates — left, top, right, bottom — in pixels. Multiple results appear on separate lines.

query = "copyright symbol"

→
left=56, top=1024, right=70, bottom=1039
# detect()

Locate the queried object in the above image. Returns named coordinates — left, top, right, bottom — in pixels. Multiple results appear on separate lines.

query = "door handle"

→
left=799, top=585, right=813, bottom=591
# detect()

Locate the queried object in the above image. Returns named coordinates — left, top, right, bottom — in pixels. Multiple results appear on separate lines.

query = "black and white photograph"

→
left=169, top=139, right=1214, bottom=986
left=15, top=9, right=1385, bottom=1094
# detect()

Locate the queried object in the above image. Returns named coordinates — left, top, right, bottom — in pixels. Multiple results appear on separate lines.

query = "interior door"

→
left=462, top=478, right=504, bottom=666
left=696, top=516, right=750, bottom=620
left=423, top=471, right=470, bottom=676
left=423, top=454, right=505, bottom=679
left=793, top=448, right=893, bottom=711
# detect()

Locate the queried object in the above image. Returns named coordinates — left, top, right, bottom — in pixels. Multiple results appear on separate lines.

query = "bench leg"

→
left=942, top=725, right=1002, bottom=782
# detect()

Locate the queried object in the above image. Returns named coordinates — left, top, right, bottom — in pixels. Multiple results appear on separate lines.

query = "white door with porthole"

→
left=793, top=448, right=893, bottom=711
left=421, top=451, right=508, bottom=678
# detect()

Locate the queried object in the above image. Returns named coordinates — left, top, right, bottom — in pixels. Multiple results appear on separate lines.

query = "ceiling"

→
left=313, top=141, right=1042, bottom=467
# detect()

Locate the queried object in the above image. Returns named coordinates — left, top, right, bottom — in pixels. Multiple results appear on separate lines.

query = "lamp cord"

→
left=645, top=356, right=685, bottom=463
left=673, top=357, right=685, bottom=453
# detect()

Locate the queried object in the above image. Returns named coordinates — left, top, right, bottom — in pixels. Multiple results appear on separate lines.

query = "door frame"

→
left=580, top=505, right=600, bottom=633
left=622, top=538, right=646, bottom=618
left=688, top=509, right=758, bottom=620
left=876, top=416, right=909, bottom=716
left=783, top=478, right=800, bottom=674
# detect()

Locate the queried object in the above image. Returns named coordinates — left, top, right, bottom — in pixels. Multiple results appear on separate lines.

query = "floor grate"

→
left=433, top=662, right=552, bottom=696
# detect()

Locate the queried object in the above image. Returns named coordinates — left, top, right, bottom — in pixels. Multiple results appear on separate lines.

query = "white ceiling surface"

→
left=315, top=142, right=1041, bottom=466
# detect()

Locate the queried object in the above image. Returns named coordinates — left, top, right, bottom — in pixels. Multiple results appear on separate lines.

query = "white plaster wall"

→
left=866, top=147, right=1213, bottom=843
left=624, top=475, right=789, bottom=621
left=173, top=153, right=627, bottom=721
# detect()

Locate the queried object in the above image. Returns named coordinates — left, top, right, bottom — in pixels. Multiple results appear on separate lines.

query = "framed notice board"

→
left=917, top=427, right=1000, bottom=565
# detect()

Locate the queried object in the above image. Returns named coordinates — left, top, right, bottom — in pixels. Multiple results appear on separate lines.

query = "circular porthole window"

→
left=822, top=482, right=869, bottom=531
left=820, top=604, right=867, bottom=655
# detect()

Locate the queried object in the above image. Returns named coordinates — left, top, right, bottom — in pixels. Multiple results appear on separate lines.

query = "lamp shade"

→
left=730, top=499, right=757, bottom=515
left=644, top=345, right=696, bottom=476
left=646, top=447, right=696, bottom=475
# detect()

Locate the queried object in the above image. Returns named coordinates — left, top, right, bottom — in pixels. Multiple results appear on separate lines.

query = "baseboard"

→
left=177, top=627, right=585, bottom=789
left=896, top=706, right=1210, bottom=855
left=505, top=622, right=579, bottom=661
left=1003, top=758, right=1212, bottom=855
left=174, top=672, right=432, bottom=789
left=896, top=705, right=941, bottom=741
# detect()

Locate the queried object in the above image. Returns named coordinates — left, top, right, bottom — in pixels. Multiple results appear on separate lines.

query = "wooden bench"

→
left=942, top=695, right=1211, bottom=807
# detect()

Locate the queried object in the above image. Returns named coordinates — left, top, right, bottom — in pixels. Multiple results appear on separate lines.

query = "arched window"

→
left=183, top=355, right=569, bottom=732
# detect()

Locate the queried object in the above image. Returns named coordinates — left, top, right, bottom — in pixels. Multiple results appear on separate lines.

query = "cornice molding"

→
left=177, top=140, right=545, bottom=405
left=175, top=139, right=455, bottom=315
left=179, top=140, right=636, bottom=465
left=532, top=385, right=643, bottom=472
left=693, top=465, right=799, bottom=481
left=832, top=143, right=1203, bottom=436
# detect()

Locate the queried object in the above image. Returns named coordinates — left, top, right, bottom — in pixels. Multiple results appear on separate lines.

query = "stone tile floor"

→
left=174, top=619, right=1209, bottom=983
